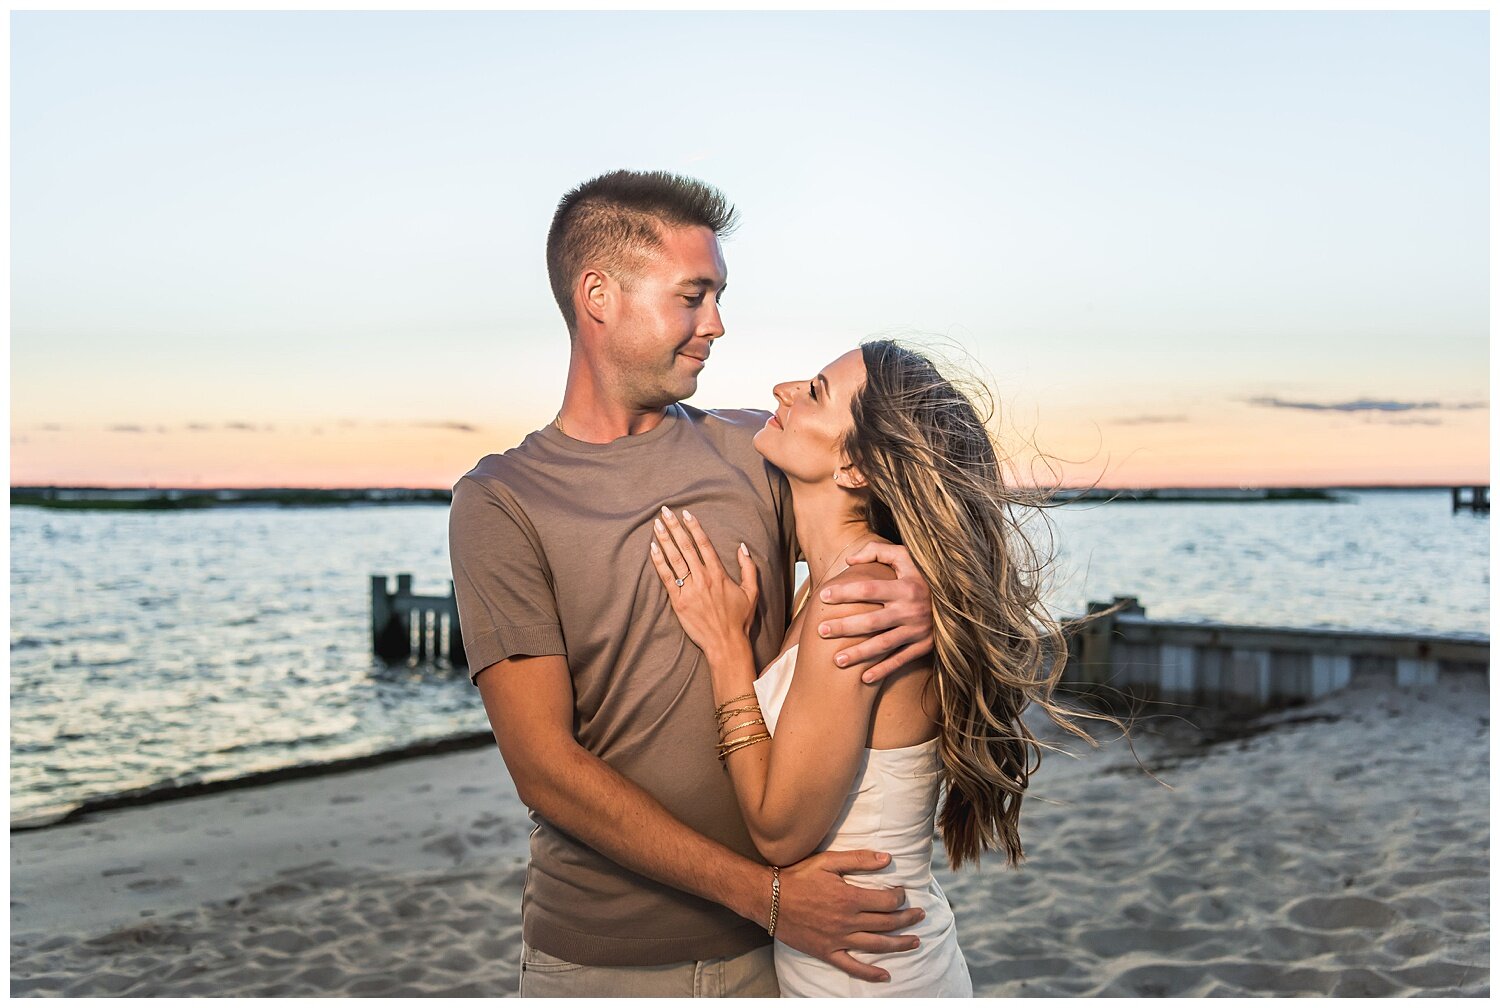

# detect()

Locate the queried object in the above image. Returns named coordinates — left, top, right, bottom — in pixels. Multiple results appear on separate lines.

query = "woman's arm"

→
left=707, top=574, right=889, bottom=866
left=647, top=506, right=888, bottom=866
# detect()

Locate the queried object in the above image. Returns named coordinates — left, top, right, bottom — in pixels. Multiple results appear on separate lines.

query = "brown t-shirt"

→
left=448, top=403, right=797, bottom=967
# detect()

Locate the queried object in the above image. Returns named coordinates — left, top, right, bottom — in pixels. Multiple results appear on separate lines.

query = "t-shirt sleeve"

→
left=448, top=474, right=566, bottom=685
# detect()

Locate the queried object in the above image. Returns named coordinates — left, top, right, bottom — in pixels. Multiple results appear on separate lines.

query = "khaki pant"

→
left=519, top=939, right=780, bottom=998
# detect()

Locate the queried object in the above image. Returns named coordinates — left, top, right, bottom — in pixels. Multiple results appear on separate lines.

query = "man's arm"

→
left=816, top=541, right=934, bottom=683
left=476, top=653, right=924, bottom=983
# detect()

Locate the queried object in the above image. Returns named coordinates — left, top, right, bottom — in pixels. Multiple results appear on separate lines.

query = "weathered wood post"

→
left=1071, top=595, right=1144, bottom=693
left=372, top=574, right=413, bottom=662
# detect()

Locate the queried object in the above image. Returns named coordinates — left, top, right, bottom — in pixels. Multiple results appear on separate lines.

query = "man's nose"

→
left=698, top=301, right=724, bottom=340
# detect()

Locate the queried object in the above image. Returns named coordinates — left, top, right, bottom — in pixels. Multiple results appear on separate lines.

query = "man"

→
left=449, top=170, right=934, bottom=997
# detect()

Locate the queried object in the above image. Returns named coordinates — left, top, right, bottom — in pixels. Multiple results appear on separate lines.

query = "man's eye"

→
left=808, top=381, right=818, bottom=402
left=683, top=295, right=704, bottom=306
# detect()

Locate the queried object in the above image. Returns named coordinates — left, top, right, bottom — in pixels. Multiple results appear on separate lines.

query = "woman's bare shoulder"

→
left=827, top=561, right=897, bottom=587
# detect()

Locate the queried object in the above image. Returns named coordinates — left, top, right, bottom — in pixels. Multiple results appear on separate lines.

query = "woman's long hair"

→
left=844, top=338, right=1122, bottom=870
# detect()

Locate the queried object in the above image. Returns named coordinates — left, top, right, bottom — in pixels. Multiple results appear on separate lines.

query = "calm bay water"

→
left=9, top=489, right=1487, bottom=824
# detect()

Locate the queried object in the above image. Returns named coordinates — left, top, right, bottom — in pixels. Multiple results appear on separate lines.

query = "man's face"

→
left=608, top=224, right=727, bottom=408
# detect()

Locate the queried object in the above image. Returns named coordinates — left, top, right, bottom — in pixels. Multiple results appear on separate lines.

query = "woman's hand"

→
left=648, top=506, right=760, bottom=660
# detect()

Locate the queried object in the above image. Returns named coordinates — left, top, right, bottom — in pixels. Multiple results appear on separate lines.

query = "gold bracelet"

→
left=716, top=731, right=770, bottom=757
left=714, top=705, right=762, bottom=723
left=713, top=692, right=758, bottom=717
left=768, top=865, right=781, bottom=938
left=718, top=717, right=767, bottom=740
left=717, top=732, right=771, bottom=761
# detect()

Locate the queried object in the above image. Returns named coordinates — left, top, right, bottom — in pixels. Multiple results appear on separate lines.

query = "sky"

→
left=8, top=10, right=1490, bottom=489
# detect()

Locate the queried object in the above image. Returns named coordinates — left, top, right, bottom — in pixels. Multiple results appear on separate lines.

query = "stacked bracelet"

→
left=713, top=692, right=757, bottom=718
left=768, top=865, right=781, bottom=938
left=717, top=732, right=772, bottom=761
left=714, top=690, right=771, bottom=761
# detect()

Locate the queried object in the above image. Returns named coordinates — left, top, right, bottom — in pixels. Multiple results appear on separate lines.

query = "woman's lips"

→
left=767, top=413, right=783, bottom=429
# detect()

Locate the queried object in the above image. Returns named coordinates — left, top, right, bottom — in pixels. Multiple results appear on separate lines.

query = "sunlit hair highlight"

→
left=844, top=338, right=1125, bottom=870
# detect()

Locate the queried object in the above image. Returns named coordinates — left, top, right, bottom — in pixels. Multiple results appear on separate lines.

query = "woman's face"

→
left=752, top=348, right=868, bottom=484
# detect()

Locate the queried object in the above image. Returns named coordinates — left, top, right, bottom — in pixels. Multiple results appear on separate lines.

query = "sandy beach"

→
left=11, top=674, right=1488, bottom=997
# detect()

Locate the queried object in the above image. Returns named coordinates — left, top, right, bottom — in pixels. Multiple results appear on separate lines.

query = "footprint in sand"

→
left=421, top=833, right=467, bottom=863
left=1286, top=894, right=1397, bottom=931
left=126, top=877, right=184, bottom=893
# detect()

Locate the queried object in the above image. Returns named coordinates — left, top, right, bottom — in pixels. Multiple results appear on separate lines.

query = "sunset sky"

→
left=9, top=11, right=1489, bottom=489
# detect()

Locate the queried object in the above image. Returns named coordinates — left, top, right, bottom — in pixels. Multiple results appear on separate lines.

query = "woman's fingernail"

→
left=818, top=624, right=830, bottom=637
left=820, top=589, right=832, bottom=602
left=683, top=509, right=694, bottom=522
left=835, top=654, right=848, bottom=667
left=740, top=542, right=749, bottom=556
left=650, top=542, right=660, bottom=555
left=661, top=505, right=671, bottom=517
left=654, top=518, right=665, bottom=533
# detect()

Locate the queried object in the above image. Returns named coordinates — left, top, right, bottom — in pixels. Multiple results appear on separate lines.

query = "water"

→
left=10, top=505, right=476, bottom=825
left=9, top=490, right=1487, bottom=824
left=1046, top=489, right=1488, bottom=637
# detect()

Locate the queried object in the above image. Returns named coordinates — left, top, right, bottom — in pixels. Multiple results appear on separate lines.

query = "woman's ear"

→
left=836, top=462, right=868, bottom=490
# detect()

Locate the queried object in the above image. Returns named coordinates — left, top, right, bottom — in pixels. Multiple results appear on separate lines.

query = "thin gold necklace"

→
left=810, top=531, right=875, bottom=594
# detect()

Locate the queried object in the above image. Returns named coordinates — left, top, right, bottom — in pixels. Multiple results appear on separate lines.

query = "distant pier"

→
left=371, top=575, right=466, bottom=667
left=1064, top=596, right=1488, bottom=712
left=1451, top=486, right=1489, bottom=513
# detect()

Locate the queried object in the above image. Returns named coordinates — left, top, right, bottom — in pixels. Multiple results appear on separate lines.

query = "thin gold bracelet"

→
left=717, top=732, right=771, bottom=761
left=713, top=692, right=757, bottom=717
left=718, top=717, right=767, bottom=739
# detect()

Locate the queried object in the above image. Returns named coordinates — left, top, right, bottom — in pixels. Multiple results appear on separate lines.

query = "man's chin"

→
left=645, top=379, right=698, bottom=409
left=667, top=377, right=699, bottom=404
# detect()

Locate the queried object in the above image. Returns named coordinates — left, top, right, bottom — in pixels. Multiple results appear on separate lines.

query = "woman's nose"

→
left=772, top=382, right=795, bottom=406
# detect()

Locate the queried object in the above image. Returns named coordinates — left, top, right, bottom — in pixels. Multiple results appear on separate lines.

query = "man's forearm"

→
left=517, top=738, right=771, bottom=927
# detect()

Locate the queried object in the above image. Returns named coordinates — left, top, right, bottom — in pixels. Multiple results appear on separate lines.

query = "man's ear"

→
left=578, top=269, right=610, bottom=327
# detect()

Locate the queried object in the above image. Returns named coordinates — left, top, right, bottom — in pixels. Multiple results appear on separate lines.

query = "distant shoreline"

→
left=10, top=483, right=1477, bottom=510
left=10, top=487, right=453, bottom=510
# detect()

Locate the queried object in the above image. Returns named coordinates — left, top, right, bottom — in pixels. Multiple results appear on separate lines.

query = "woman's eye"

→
left=808, top=381, right=818, bottom=402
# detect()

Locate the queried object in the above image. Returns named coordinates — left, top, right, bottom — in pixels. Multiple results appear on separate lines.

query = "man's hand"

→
left=772, top=849, right=924, bottom=984
left=815, top=542, right=933, bottom=684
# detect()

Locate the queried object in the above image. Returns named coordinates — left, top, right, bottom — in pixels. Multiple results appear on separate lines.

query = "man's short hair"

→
left=546, top=170, right=739, bottom=332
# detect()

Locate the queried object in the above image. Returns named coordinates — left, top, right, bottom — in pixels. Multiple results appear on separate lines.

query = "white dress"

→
left=753, top=643, right=974, bottom=997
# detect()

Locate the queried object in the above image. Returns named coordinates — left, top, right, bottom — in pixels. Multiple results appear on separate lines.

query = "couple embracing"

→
left=449, top=170, right=1097, bottom=997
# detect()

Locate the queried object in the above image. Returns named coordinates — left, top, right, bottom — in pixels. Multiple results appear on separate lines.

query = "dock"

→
left=371, top=575, right=465, bottom=667
left=1451, top=486, right=1489, bottom=513
left=1064, top=596, right=1488, bottom=712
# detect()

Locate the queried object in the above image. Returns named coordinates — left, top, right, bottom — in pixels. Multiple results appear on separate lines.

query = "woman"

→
left=647, top=339, right=1112, bottom=996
